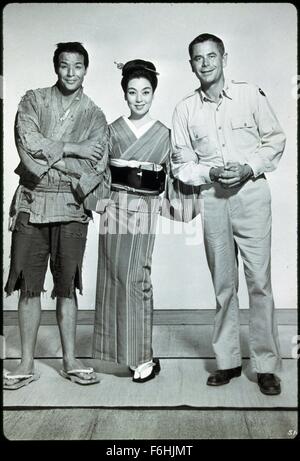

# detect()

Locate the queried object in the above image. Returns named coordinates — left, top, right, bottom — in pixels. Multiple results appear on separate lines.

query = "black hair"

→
left=53, top=42, right=89, bottom=72
left=121, top=59, right=158, bottom=93
left=188, top=33, right=225, bottom=58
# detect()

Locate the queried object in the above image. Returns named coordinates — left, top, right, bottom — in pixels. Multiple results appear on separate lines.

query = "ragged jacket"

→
left=9, top=84, right=109, bottom=228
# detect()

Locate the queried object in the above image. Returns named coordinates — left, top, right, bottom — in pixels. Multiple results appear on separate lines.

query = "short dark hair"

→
left=121, top=59, right=158, bottom=93
left=53, top=42, right=89, bottom=72
left=188, top=33, right=225, bottom=58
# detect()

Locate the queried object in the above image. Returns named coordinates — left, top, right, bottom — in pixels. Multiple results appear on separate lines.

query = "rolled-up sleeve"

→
left=171, top=104, right=212, bottom=186
left=245, top=87, right=286, bottom=177
left=15, top=91, right=64, bottom=178
left=70, top=109, right=110, bottom=200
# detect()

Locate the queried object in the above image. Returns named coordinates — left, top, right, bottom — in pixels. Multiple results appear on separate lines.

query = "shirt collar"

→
left=222, top=80, right=233, bottom=99
left=197, top=79, right=233, bottom=102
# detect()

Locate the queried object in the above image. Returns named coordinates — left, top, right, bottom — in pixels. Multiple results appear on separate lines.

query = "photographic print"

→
left=2, top=2, right=298, bottom=445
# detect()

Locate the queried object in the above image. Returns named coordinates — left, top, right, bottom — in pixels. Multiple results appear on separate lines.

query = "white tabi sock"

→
left=133, top=360, right=154, bottom=380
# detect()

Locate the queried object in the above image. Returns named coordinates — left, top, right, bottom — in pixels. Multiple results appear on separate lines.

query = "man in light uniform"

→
left=171, top=33, right=286, bottom=395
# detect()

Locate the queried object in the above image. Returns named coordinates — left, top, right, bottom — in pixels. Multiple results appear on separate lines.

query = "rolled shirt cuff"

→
left=244, top=160, right=263, bottom=178
left=172, top=162, right=212, bottom=186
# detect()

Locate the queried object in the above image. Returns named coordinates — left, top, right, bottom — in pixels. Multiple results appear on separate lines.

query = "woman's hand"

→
left=172, top=147, right=198, bottom=163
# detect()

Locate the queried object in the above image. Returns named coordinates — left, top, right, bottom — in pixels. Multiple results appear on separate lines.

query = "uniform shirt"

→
left=10, top=84, right=108, bottom=227
left=171, top=80, right=286, bottom=186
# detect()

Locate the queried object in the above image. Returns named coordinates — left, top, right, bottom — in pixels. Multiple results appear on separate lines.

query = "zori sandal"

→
left=59, top=368, right=100, bottom=385
left=3, top=372, right=40, bottom=390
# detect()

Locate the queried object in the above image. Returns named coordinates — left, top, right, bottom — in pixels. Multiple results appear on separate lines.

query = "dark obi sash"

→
left=110, top=165, right=166, bottom=195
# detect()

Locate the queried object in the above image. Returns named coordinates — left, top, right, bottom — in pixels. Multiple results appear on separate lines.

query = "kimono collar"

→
left=53, top=82, right=83, bottom=101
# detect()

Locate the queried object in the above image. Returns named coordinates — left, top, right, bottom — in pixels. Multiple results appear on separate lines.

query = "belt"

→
left=255, top=173, right=266, bottom=180
left=19, top=179, right=72, bottom=192
left=110, top=165, right=166, bottom=194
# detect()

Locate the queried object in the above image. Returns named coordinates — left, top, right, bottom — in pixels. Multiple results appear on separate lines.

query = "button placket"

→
left=214, top=107, right=226, bottom=166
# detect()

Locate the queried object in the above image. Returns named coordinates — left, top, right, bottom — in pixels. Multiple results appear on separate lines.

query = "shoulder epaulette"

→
left=256, top=86, right=266, bottom=96
left=231, top=79, right=248, bottom=85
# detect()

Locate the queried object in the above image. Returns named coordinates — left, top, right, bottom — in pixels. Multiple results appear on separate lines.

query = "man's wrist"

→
left=244, top=164, right=254, bottom=178
left=63, top=142, right=78, bottom=157
left=209, top=167, right=217, bottom=182
left=63, top=142, right=70, bottom=158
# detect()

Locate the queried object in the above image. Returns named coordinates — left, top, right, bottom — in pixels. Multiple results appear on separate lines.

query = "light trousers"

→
left=201, top=176, right=281, bottom=373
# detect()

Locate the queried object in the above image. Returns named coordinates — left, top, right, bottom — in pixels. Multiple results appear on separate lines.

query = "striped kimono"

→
left=93, top=117, right=170, bottom=366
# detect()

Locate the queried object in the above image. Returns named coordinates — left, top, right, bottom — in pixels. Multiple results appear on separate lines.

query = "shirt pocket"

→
left=189, top=125, right=210, bottom=154
left=14, top=212, right=34, bottom=235
left=230, top=115, right=255, bottom=130
left=230, top=115, right=258, bottom=149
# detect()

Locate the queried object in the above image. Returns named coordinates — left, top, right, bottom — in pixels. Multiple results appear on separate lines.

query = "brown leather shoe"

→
left=257, top=373, right=281, bottom=395
left=207, top=366, right=242, bottom=386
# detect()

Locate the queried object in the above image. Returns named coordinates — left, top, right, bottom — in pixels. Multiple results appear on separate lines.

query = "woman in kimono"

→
left=93, top=59, right=170, bottom=382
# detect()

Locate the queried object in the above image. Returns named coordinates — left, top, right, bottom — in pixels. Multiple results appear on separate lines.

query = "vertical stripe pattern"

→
left=93, top=197, right=159, bottom=366
left=92, top=118, right=170, bottom=367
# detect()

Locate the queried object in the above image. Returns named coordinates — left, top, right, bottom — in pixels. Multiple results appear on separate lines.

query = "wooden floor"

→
left=4, top=358, right=297, bottom=408
left=3, top=324, right=298, bottom=440
left=3, top=409, right=297, bottom=440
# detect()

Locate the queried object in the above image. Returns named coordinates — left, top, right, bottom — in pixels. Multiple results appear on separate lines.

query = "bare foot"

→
left=4, top=360, right=35, bottom=385
left=62, top=358, right=97, bottom=381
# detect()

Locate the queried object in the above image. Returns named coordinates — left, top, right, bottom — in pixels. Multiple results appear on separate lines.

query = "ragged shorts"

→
left=5, top=212, right=88, bottom=298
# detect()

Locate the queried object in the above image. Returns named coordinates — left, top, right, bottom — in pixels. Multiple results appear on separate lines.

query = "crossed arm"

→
left=51, top=138, right=105, bottom=177
left=15, top=90, right=107, bottom=178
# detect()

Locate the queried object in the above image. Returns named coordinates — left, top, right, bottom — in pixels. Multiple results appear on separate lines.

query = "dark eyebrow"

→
left=193, top=52, right=216, bottom=59
left=128, top=86, right=152, bottom=91
left=59, top=60, right=83, bottom=65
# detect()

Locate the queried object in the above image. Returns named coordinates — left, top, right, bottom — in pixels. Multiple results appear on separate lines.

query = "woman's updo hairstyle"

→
left=120, top=59, right=158, bottom=93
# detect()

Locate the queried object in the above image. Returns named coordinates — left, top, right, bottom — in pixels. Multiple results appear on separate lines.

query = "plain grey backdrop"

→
left=3, top=3, right=297, bottom=312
